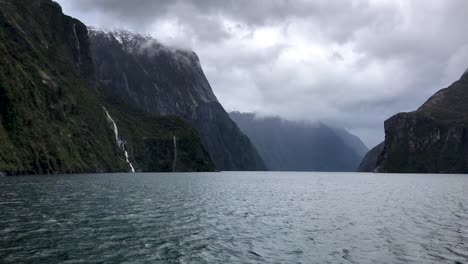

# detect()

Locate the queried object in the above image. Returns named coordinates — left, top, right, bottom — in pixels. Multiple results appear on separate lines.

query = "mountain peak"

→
left=89, top=30, right=266, bottom=171
left=88, top=28, right=152, bottom=52
left=89, top=28, right=196, bottom=59
left=374, top=66, right=468, bottom=173
left=462, top=67, right=468, bottom=78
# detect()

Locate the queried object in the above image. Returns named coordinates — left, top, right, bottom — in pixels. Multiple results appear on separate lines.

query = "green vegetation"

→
left=104, top=96, right=215, bottom=172
left=377, top=78, right=468, bottom=173
left=0, top=0, right=214, bottom=175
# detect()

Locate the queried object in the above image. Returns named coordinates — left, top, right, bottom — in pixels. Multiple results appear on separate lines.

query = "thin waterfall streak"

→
left=103, top=107, right=119, bottom=142
left=103, top=107, right=135, bottom=173
left=172, top=136, right=177, bottom=172
left=124, top=150, right=135, bottom=173
left=72, top=23, right=81, bottom=65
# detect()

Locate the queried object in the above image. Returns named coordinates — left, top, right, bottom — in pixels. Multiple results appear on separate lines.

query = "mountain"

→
left=88, top=30, right=266, bottom=171
left=330, top=127, right=369, bottom=158
left=0, top=0, right=214, bottom=175
left=101, top=98, right=215, bottom=172
left=357, top=142, right=384, bottom=172
left=369, top=70, right=468, bottom=173
left=229, top=112, right=368, bottom=172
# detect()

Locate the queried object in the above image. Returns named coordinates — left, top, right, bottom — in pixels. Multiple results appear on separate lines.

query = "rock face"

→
left=102, top=98, right=215, bottom=172
left=229, top=112, right=368, bottom=172
left=0, top=0, right=214, bottom=175
left=357, top=142, right=384, bottom=172
left=89, top=30, right=266, bottom=171
left=374, top=71, right=468, bottom=173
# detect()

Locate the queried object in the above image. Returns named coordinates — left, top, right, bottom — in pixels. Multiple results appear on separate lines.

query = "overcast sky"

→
left=56, top=0, right=468, bottom=147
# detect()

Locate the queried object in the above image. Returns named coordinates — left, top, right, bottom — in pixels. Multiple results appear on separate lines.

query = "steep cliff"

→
left=229, top=112, right=367, bottom=172
left=89, top=30, right=266, bottom=171
left=375, top=71, right=468, bottom=173
left=357, top=142, right=384, bottom=172
left=0, top=0, right=214, bottom=174
left=102, top=97, right=214, bottom=172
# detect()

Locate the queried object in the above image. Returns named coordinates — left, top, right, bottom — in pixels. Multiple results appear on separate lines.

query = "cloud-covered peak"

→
left=58, top=0, right=468, bottom=147
left=89, top=28, right=200, bottom=68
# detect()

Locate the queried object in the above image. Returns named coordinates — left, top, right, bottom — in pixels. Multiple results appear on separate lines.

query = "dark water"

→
left=1, top=172, right=467, bottom=264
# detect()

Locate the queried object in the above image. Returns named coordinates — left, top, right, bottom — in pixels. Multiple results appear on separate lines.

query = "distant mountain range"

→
left=2, top=0, right=465, bottom=175
left=360, top=70, right=468, bottom=173
left=230, top=112, right=368, bottom=172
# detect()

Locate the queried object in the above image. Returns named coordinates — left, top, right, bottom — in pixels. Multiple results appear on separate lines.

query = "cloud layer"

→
left=57, top=0, right=468, bottom=147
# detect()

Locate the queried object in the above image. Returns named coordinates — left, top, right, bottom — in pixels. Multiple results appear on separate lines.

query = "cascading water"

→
left=103, top=107, right=135, bottom=173
left=124, top=149, right=135, bottom=173
left=72, top=23, right=81, bottom=65
left=172, top=136, right=177, bottom=172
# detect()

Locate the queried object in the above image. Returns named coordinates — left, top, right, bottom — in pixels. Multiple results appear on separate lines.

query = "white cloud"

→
left=56, top=0, right=468, bottom=148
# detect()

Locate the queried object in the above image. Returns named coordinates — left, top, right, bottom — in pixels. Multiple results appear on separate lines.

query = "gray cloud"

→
left=56, top=0, right=468, bottom=147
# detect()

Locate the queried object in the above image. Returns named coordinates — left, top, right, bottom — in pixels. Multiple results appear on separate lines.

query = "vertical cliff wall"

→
left=89, top=30, right=266, bottom=171
left=370, top=71, right=468, bottom=173
left=0, top=0, right=214, bottom=174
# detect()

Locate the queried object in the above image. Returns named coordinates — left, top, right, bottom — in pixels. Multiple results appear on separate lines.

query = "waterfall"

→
left=103, top=107, right=135, bottom=173
left=72, top=23, right=82, bottom=65
left=124, top=149, right=135, bottom=173
left=172, top=136, right=177, bottom=172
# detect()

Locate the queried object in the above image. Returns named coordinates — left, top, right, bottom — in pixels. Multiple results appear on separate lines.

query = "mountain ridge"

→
left=89, top=29, right=266, bottom=171
left=229, top=112, right=367, bottom=172
left=361, top=69, right=468, bottom=173
left=0, top=0, right=214, bottom=175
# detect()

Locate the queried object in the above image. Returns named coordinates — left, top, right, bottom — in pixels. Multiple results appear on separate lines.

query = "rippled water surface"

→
left=1, top=172, right=467, bottom=263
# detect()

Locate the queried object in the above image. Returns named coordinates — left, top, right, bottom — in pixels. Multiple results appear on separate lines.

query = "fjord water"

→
left=0, top=173, right=467, bottom=263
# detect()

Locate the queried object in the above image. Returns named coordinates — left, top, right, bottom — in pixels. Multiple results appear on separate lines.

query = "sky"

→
left=56, top=0, right=468, bottom=148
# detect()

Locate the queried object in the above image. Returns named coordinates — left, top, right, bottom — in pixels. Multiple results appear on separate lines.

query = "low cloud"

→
left=57, top=0, right=468, bottom=147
